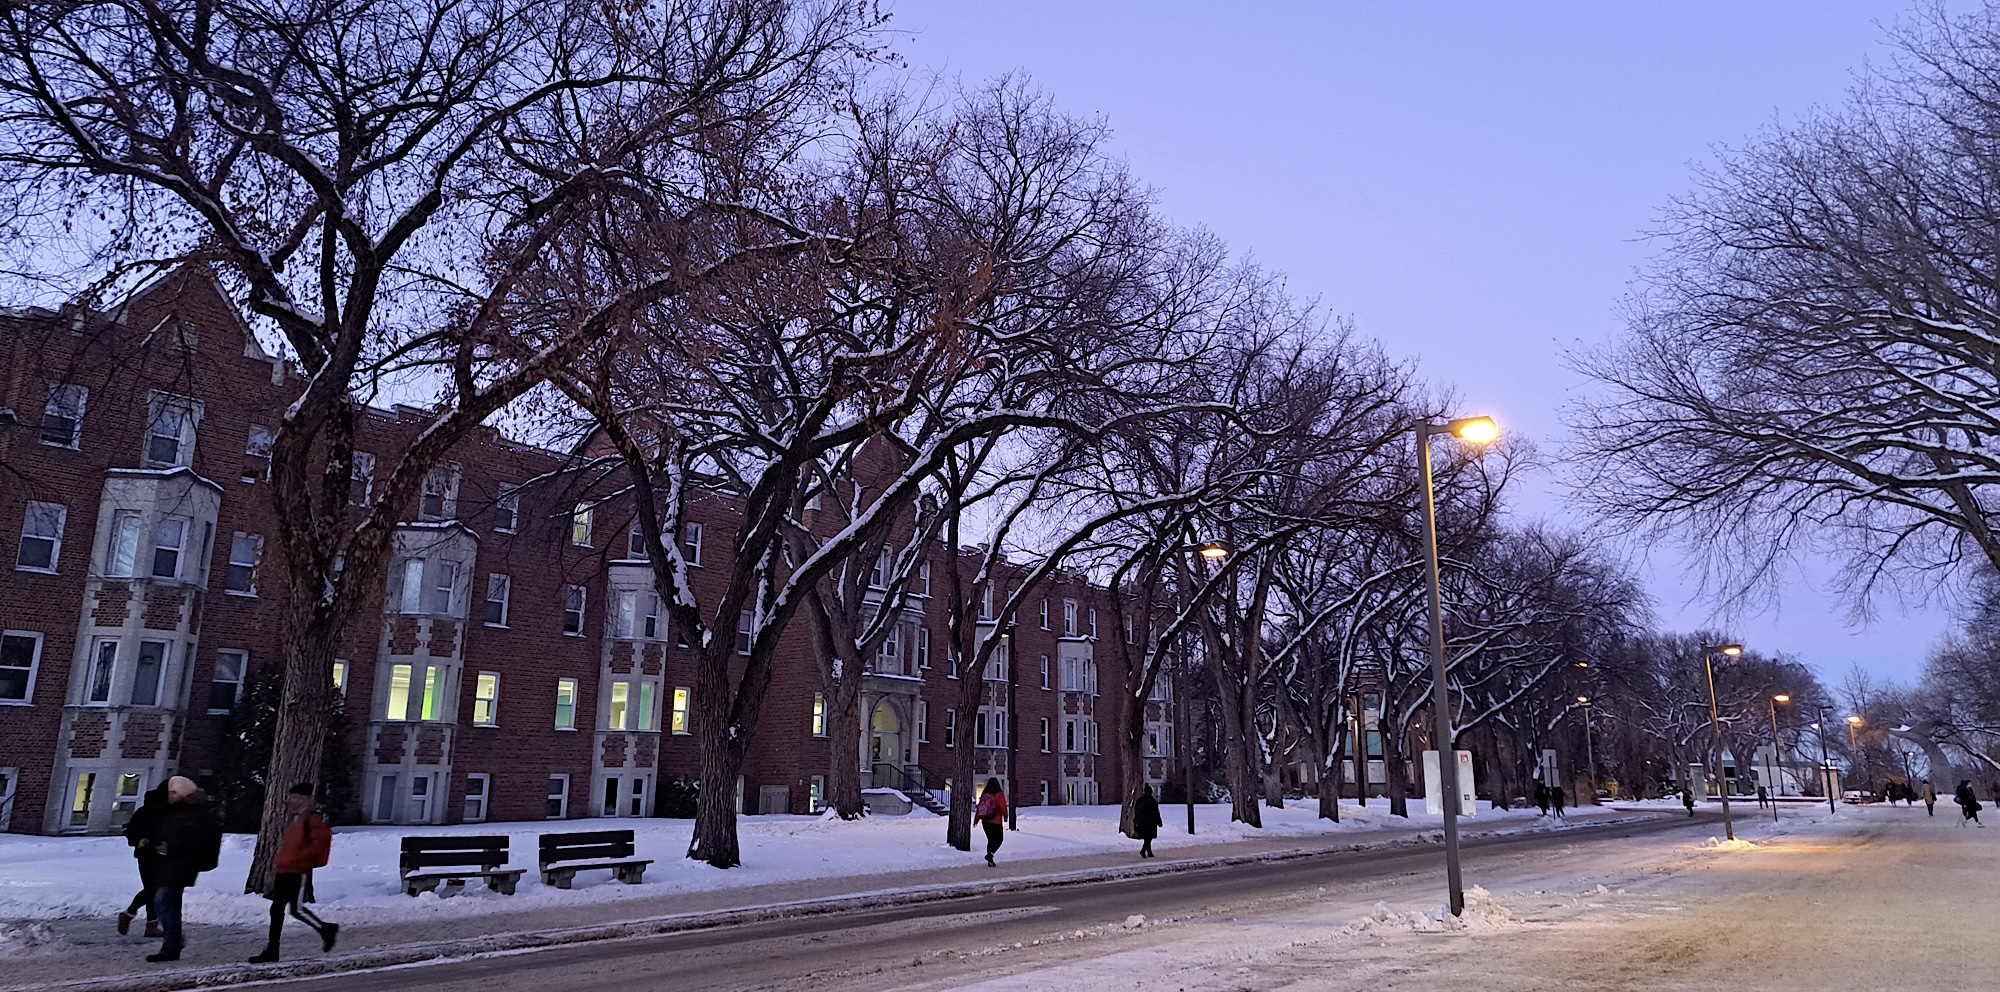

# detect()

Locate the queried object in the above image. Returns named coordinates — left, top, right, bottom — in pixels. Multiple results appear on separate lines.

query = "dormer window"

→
left=41, top=384, right=86, bottom=448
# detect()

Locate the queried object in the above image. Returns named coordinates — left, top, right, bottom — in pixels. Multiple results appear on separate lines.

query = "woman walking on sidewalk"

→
left=975, top=779, right=1008, bottom=866
left=1923, top=780, right=1938, bottom=816
left=117, top=784, right=169, bottom=938
left=249, top=783, right=340, bottom=963
left=1133, top=784, right=1163, bottom=858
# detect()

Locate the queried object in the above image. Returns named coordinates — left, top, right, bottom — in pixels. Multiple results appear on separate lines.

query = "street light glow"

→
left=1773, top=694, right=1791, bottom=703
left=1450, top=416, right=1499, bottom=444
left=1719, top=644, right=1743, bottom=656
left=1848, top=715, right=1864, bottom=725
left=1197, top=540, right=1230, bottom=561
left=1577, top=695, right=1590, bottom=703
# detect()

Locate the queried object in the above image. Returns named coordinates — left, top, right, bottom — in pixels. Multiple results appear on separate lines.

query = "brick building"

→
left=0, top=271, right=1170, bottom=834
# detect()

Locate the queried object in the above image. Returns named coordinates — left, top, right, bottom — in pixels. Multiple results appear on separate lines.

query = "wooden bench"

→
left=538, top=829, right=653, bottom=889
left=399, top=835, right=525, bottom=896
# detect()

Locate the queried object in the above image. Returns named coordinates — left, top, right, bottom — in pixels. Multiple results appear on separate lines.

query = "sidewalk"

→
left=0, top=804, right=1645, bottom=992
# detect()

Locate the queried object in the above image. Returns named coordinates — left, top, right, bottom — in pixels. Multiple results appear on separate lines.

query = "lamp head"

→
left=1847, top=715, right=1864, bottom=726
left=1720, top=644, right=1742, bottom=656
left=1577, top=695, right=1590, bottom=704
left=1773, top=694, right=1790, bottom=703
left=1448, top=416, right=1499, bottom=444
left=1197, top=540, right=1231, bottom=561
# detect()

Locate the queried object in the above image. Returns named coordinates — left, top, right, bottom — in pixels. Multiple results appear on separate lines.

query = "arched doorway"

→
left=870, top=701, right=902, bottom=787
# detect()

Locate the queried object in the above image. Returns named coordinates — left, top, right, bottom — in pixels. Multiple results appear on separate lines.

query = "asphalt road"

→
left=285, top=811, right=1718, bottom=992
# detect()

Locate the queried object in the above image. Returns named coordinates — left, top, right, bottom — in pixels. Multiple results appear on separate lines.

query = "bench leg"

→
left=554, top=870, right=574, bottom=890
left=499, top=876, right=518, bottom=896
left=616, top=866, right=646, bottom=885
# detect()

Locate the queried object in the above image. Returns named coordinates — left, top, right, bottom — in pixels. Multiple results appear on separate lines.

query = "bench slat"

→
left=402, top=835, right=508, bottom=853
left=539, top=829, right=635, bottom=848
left=540, top=842, right=634, bottom=863
left=401, top=852, right=508, bottom=871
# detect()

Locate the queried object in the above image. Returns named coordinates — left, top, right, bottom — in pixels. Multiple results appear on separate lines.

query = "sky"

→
left=891, top=1, right=1968, bottom=687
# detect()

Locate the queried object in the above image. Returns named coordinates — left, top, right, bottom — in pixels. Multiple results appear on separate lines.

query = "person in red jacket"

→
left=249, top=782, right=339, bottom=963
left=975, top=778, right=1008, bottom=867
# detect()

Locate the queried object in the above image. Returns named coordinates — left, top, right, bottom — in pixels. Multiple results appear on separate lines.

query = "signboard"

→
left=1422, top=749, right=1476, bottom=817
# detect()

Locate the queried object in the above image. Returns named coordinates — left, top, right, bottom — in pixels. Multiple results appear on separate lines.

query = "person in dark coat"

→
left=974, top=778, right=1008, bottom=866
left=1680, top=786, right=1696, bottom=816
left=1133, top=784, right=1163, bottom=858
left=1532, top=783, right=1549, bottom=816
left=1549, top=784, right=1567, bottom=819
left=145, top=775, right=223, bottom=962
left=1756, top=785, right=1769, bottom=809
left=1954, top=780, right=1984, bottom=827
left=249, top=783, right=339, bottom=963
left=117, top=784, right=170, bottom=938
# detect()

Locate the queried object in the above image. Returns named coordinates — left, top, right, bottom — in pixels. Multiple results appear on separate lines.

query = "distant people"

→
left=1922, top=780, right=1938, bottom=816
left=249, top=783, right=339, bottom=963
left=144, top=776, right=222, bottom=962
left=117, top=783, right=170, bottom=938
left=1133, top=784, right=1163, bottom=859
left=1681, top=787, right=1696, bottom=816
left=1550, top=785, right=1567, bottom=819
left=1954, top=780, right=1984, bottom=827
left=975, top=778, right=1008, bottom=866
left=1533, top=783, right=1550, bottom=816
left=1756, top=785, right=1769, bottom=809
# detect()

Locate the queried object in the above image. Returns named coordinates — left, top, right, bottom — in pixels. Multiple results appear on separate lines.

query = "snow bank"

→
left=1698, top=837, right=1760, bottom=851
left=0, top=801, right=1622, bottom=926
left=1340, top=885, right=1514, bottom=934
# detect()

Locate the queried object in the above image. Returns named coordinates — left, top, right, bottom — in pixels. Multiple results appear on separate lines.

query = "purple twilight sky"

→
left=892, top=1, right=1968, bottom=687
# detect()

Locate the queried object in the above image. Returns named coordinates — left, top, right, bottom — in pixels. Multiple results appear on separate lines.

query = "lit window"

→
left=16, top=501, right=65, bottom=572
left=555, top=678, right=577, bottom=729
left=331, top=660, right=347, bottom=695
left=420, top=667, right=443, bottom=720
left=150, top=518, right=187, bottom=579
left=485, top=574, right=510, bottom=626
left=671, top=687, right=690, bottom=733
left=809, top=776, right=825, bottom=814
left=41, top=384, right=86, bottom=447
left=570, top=505, right=593, bottom=546
left=225, top=533, right=262, bottom=595
left=811, top=694, right=826, bottom=737
left=609, top=681, right=630, bottom=731
left=563, top=585, right=586, bottom=635
left=387, top=663, right=413, bottom=720
left=207, top=650, right=246, bottom=712
left=111, top=773, right=143, bottom=826
left=69, top=772, right=95, bottom=829
left=638, top=682, right=656, bottom=731
left=473, top=672, right=499, bottom=726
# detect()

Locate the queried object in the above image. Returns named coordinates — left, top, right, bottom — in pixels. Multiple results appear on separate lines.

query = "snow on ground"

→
left=0, top=800, right=1622, bottom=927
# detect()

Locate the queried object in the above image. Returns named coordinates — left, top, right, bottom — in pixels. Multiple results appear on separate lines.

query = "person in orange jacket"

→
left=248, top=783, right=338, bottom=963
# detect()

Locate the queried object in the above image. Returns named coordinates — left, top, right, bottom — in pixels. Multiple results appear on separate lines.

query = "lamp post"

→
left=1416, top=414, right=1498, bottom=917
left=1816, top=705, right=1837, bottom=814
left=1846, top=716, right=1866, bottom=791
left=1902, top=749, right=1915, bottom=784
left=1176, top=539, right=1229, bottom=836
left=1768, top=694, right=1789, bottom=822
left=1005, top=624, right=1018, bottom=831
left=1577, top=696, right=1596, bottom=800
left=1700, top=643, right=1744, bottom=841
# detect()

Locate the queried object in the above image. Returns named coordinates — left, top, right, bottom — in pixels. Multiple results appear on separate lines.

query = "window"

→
left=409, top=775, right=433, bottom=822
left=427, top=561, right=456, bottom=614
left=105, top=510, right=141, bottom=577
left=1062, top=658, right=1080, bottom=692
left=86, top=640, right=116, bottom=703
left=979, top=586, right=994, bottom=621
left=570, top=504, right=593, bottom=546
left=419, top=464, right=458, bottom=521
left=811, top=694, right=826, bottom=737
left=374, top=775, right=397, bottom=823
left=1040, top=717, right=1051, bottom=752
left=463, top=774, right=490, bottom=822
left=1087, top=718, right=1099, bottom=755
left=608, top=681, right=631, bottom=730
left=916, top=560, right=930, bottom=596
left=916, top=627, right=930, bottom=670
left=1065, top=718, right=1078, bottom=753
left=207, top=650, right=246, bottom=712
left=0, top=633, right=43, bottom=703
left=144, top=394, right=198, bottom=467
left=397, top=558, right=425, bottom=614
left=41, top=384, right=87, bottom=447
left=129, top=641, right=167, bottom=706
left=331, top=661, right=348, bottom=696
left=869, top=550, right=889, bottom=589
left=1041, top=781, right=1050, bottom=806
left=1063, top=599, right=1078, bottom=636
left=563, top=586, right=586, bottom=635
left=225, top=533, right=262, bottom=595
left=627, top=519, right=648, bottom=559
left=150, top=518, right=187, bottom=579
left=70, top=772, right=96, bottom=829
left=1088, top=607, right=1097, bottom=638
left=643, top=595, right=660, bottom=639
left=1124, top=616, right=1134, bottom=644
left=975, top=710, right=987, bottom=747
left=17, top=501, right=64, bottom=572
left=615, top=590, right=637, bottom=639
left=736, top=610, right=753, bottom=655
left=628, top=778, right=648, bottom=817
left=877, top=626, right=900, bottom=668
left=809, top=776, right=825, bottom=814
left=638, top=682, right=656, bottom=731
left=555, top=678, right=577, bottom=730
left=671, top=687, right=690, bottom=733
left=683, top=521, right=703, bottom=565
left=917, top=701, right=929, bottom=743
left=387, top=663, right=413, bottom=721
left=1038, top=599, right=1050, bottom=630
left=944, top=708, right=957, bottom=748
left=349, top=451, right=376, bottom=505
left=1040, top=655, right=1050, bottom=690
left=419, top=665, right=444, bottom=720
left=484, top=574, right=510, bottom=626
left=242, top=425, right=274, bottom=482
left=111, top=773, right=143, bottom=826
left=473, top=672, right=499, bottom=726
left=547, top=774, right=570, bottom=819
left=494, top=489, right=519, bottom=533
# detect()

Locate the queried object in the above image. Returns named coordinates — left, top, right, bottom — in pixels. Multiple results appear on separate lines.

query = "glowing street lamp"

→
left=1847, top=716, right=1866, bottom=789
left=1768, top=694, right=1790, bottom=822
left=1178, top=538, right=1230, bottom=837
left=1416, top=414, right=1499, bottom=917
left=1577, top=696, right=1596, bottom=799
left=1701, top=643, right=1743, bottom=841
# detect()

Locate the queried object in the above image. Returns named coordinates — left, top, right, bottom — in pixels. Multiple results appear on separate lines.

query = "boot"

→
left=116, top=912, right=133, bottom=936
left=144, top=921, right=165, bottom=939
left=321, top=923, right=340, bottom=953
left=248, top=949, right=280, bottom=964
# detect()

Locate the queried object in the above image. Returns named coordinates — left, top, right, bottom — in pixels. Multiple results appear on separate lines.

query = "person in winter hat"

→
left=1133, top=783, right=1163, bottom=859
left=1680, top=786, right=1696, bottom=816
left=117, top=783, right=170, bottom=938
left=144, top=775, right=222, bottom=962
left=1954, top=780, right=1984, bottom=827
left=248, top=783, right=339, bottom=963
left=974, top=778, right=1008, bottom=867
left=1922, top=780, right=1937, bottom=816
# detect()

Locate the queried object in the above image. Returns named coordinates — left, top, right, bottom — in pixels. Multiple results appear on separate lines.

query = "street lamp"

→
left=1700, top=643, right=1743, bottom=841
left=1577, top=696, right=1596, bottom=800
left=1417, top=414, right=1498, bottom=917
left=1815, top=705, right=1838, bottom=814
left=1768, top=694, right=1790, bottom=822
left=1847, top=716, right=1866, bottom=790
left=1178, top=539, right=1230, bottom=836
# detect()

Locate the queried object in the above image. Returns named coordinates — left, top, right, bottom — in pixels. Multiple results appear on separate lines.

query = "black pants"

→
left=982, top=821, right=1004, bottom=858
left=1140, top=837, right=1154, bottom=857
left=264, top=873, right=331, bottom=950
left=125, top=856, right=161, bottom=918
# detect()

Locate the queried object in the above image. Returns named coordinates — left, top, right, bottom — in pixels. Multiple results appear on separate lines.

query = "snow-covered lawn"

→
left=0, top=801, right=1623, bottom=927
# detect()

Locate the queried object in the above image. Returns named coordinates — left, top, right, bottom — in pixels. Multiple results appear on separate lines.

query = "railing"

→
left=870, top=763, right=928, bottom=796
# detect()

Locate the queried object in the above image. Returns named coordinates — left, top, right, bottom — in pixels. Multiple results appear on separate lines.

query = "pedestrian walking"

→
left=1532, top=782, right=1549, bottom=816
left=1954, top=780, right=1984, bottom=827
left=1756, top=785, right=1769, bottom=809
left=1680, top=786, right=1695, bottom=816
left=1550, top=784, right=1567, bottom=819
left=975, top=778, right=1008, bottom=867
left=144, top=775, right=222, bottom=962
left=1133, top=784, right=1163, bottom=859
left=117, top=783, right=169, bottom=938
left=1922, top=780, right=1937, bottom=816
left=249, top=783, right=339, bottom=963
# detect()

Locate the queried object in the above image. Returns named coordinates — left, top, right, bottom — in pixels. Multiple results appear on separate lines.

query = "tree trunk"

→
left=1118, top=686, right=1148, bottom=837
left=244, top=618, right=337, bottom=895
left=1261, top=724, right=1285, bottom=809
left=688, top=643, right=746, bottom=868
left=826, top=679, right=864, bottom=819
left=1216, top=674, right=1262, bottom=827
left=1381, top=714, right=1409, bottom=817
left=1319, top=722, right=1344, bottom=822
left=945, top=672, right=982, bottom=851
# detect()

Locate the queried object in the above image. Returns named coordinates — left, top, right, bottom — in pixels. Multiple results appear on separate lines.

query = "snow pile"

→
left=1340, top=886, right=1512, bottom=934
left=1698, top=836, right=1759, bottom=851
left=0, top=923, right=65, bottom=959
left=1121, top=914, right=1147, bottom=929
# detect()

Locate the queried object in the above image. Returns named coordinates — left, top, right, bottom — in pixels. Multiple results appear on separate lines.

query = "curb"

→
left=3, top=814, right=1663, bottom=992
